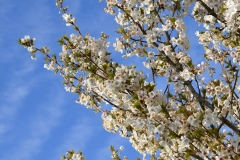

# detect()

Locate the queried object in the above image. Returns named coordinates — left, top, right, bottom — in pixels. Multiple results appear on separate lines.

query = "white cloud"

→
left=0, top=1, right=14, bottom=20
left=11, top=60, right=36, bottom=77
left=67, top=0, right=82, bottom=15
left=95, top=147, right=110, bottom=160
left=0, top=64, right=34, bottom=141
left=94, top=134, right=129, bottom=160
left=0, top=86, right=29, bottom=134
left=53, top=117, right=95, bottom=159
left=2, top=91, right=65, bottom=160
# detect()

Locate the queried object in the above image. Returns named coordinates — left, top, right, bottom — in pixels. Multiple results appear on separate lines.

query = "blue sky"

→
left=0, top=0, right=205, bottom=160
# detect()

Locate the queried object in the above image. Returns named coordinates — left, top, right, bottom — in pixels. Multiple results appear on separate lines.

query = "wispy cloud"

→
left=2, top=91, right=65, bottom=160
left=94, top=134, right=129, bottom=160
left=0, top=1, right=14, bottom=21
left=67, top=0, right=82, bottom=15
left=0, top=60, right=35, bottom=142
left=53, top=117, right=95, bottom=159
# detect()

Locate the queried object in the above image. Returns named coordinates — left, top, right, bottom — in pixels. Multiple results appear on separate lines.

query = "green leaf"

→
left=54, top=68, right=59, bottom=74
left=201, top=89, right=206, bottom=97
left=146, top=84, right=155, bottom=92
left=174, top=0, right=181, bottom=11
left=109, top=146, right=115, bottom=152
left=192, top=129, right=203, bottom=138
left=167, top=91, right=172, bottom=98
left=184, top=149, right=194, bottom=158
left=131, top=92, right=138, bottom=100
left=219, top=5, right=227, bottom=14
left=140, top=8, right=144, bottom=15
left=193, top=10, right=198, bottom=16
left=118, top=27, right=125, bottom=34
left=133, top=101, right=142, bottom=111
left=169, top=17, right=176, bottom=24
left=186, top=59, right=193, bottom=68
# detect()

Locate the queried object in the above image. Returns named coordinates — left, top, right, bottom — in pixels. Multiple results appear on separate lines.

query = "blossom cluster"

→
left=61, top=150, right=86, bottom=160
left=19, top=0, right=240, bottom=159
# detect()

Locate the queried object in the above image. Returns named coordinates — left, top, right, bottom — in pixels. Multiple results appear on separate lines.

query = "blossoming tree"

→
left=19, top=0, right=240, bottom=159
